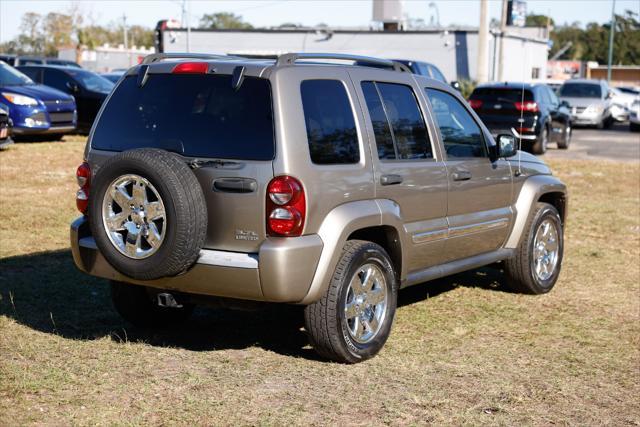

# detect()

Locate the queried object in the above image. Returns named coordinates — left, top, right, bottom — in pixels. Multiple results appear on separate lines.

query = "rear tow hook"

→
left=157, top=293, right=183, bottom=308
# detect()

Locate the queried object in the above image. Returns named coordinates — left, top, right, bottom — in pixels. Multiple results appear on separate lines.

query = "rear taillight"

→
left=76, top=162, right=91, bottom=214
left=172, top=62, right=208, bottom=74
left=515, top=101, right=539, bottom=112
left=468, top=99, right=483, bottom=109
left=266, top=176, right=305, bottom=237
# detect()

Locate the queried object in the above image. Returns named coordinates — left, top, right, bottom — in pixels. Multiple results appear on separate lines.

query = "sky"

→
left=1, top=0, right=639, bottom=45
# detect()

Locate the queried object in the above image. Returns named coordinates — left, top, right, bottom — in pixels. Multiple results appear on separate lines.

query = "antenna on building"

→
left=428, top=2, right=440, bottom=28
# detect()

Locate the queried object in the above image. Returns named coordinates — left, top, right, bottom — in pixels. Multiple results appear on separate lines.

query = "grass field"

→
left=1, top=138, right=639, bottom=425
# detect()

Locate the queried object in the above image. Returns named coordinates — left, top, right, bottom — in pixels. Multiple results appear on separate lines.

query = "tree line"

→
left=1, top=9, right=638, bottom=66
left=527, top=10, right=639, bottom=65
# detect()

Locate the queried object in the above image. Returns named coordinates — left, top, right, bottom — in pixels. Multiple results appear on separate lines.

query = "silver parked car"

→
left=558, top=79, right=614, bottom=129
left=70, top=52, right=568, bottom=363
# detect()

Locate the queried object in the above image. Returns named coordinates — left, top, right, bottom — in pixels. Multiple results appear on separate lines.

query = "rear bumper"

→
left=70, top=216, right=323, bottom=303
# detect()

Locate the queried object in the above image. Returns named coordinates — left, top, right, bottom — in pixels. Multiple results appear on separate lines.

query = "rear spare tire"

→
left=88, top=148, right=207, bottom=280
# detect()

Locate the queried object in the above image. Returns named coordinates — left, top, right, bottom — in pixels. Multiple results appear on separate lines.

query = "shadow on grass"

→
left=0, top=249, right=509, bottom=359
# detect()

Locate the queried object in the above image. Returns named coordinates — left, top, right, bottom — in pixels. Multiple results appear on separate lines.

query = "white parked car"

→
left=610, top=87, right=637, bottom=122
left=629, top=98, right=640, bottom=132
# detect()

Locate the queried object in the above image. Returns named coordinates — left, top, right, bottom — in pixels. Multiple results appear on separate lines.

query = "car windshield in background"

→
left=67, top=69, right=114, bottom=93
left=0, top=62, right=34, bottom=86
left=471, top=88, right=533, bottom=102
left=91, top=74, right=274, bottom=160
left=559, top=83, right=602, bottom=98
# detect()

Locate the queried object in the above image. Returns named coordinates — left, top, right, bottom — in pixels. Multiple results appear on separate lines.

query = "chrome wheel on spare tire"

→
left=102, top=174, right=166, bottom=259
left=88, top=148, right=207, bottom=281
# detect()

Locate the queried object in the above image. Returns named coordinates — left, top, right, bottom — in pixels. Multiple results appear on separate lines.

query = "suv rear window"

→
left=91, top=74, right=274, bottom=160
left=470, top=88, right=534, bottom=102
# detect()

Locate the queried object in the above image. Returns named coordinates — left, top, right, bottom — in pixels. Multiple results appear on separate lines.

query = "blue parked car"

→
left=0, top=61, right=76, bottom=139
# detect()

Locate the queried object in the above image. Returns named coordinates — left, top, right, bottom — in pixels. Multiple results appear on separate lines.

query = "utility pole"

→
left=607, top=0, right=616, bottom=82
left=497, top=0, right=508, bottom=82
left=123, top=14, right=128, bottom=50
left=123, top=13, right=131, bottom=68
left=186, top=0, right=191, bottom=53
left=476, top=0, right=489, bottom=83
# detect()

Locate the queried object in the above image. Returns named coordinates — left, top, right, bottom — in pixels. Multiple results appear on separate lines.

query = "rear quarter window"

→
left=300, top=79, right=359, bottom=165
left=91, top=73, right=275, bottom=160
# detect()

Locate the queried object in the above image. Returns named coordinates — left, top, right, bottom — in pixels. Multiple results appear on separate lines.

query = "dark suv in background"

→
left=468, top=82, right=572, bottom=154
left=0, top=54, right=81, bottom=68
left=18, top=65, right=114, bottom=133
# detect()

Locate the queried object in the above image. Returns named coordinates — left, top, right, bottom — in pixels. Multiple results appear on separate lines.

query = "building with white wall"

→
left=157, top=26, right=548, bottom=83
left=58, top=44, right=155, bottom=72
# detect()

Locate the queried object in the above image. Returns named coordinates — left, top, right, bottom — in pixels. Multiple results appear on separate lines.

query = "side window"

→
left=416, top=63, right=431, bottom=78
left=43, top=70, right=72, bottom=94
left=538, top=87, right=551, bottom=105
left=300, top=80, right=359, bottom=165
left=19, top=68, right=41, bottom=83
left=546, top=87, right=559, bottom=105
left=429, top=65, right=447, bottom=84
left=361, top=82, right=395, bottom=159
left=425, top=88, right=486, bottom=159
left=362, top=81, right=432, bottom=160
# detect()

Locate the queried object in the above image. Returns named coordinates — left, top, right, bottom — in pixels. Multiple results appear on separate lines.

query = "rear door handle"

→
left=452, top=171, right=472, bottom=181
left=380, top=174, right=403, bottom=186
left=213, top=178, right=257, bottom=193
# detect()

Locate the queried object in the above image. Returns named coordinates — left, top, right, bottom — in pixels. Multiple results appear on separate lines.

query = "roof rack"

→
left=276, top=52, right=411, bottom=73
left=141, top=53, right=235, bottom=65
left=142, top=52, right=411, bottom=73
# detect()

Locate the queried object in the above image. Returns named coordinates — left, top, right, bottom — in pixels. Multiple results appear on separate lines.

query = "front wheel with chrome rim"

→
left=504, top=202, right=564, bottom=294
left=304, top=240, right=397, bottom=363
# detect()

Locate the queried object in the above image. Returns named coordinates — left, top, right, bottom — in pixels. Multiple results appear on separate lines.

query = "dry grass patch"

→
left=0, top=140, right=638, bottom=425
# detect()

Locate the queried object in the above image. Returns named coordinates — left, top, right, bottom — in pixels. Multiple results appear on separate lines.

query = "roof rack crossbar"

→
left=276, top=52, right=410, bottom=73
left=141, top=53, right=234, bottom=65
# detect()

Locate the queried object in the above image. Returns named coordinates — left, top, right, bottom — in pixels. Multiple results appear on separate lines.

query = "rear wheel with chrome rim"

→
left=504, top=202, right=564, bottom=294
left=304, top=240, right=397, bottom=363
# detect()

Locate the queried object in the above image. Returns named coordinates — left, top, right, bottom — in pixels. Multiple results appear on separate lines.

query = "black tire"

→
left=89, top=148, right=207, bottom=280
left=531, top=125, right=549, bottom=155
left=304, top=240, right=398, bottom=363
left=557, top=122, right=571, bottom=149
left=603, top=115, right=614, bottom=129
left=110, top=281, right=194, bottom=328
left=630, top=122, right=640, bottom=132
left=504, top=202, right=564, bottom=294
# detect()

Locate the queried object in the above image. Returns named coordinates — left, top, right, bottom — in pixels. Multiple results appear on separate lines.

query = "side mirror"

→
left=66, top=81, right=79, bottom=93
left=496, top=134, right=517, bottom=158
left=560, top=100, right=570, bottom=108
left=450, top=81, right=461, bottom=91
left=606, top=91, right=613, bottom=100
